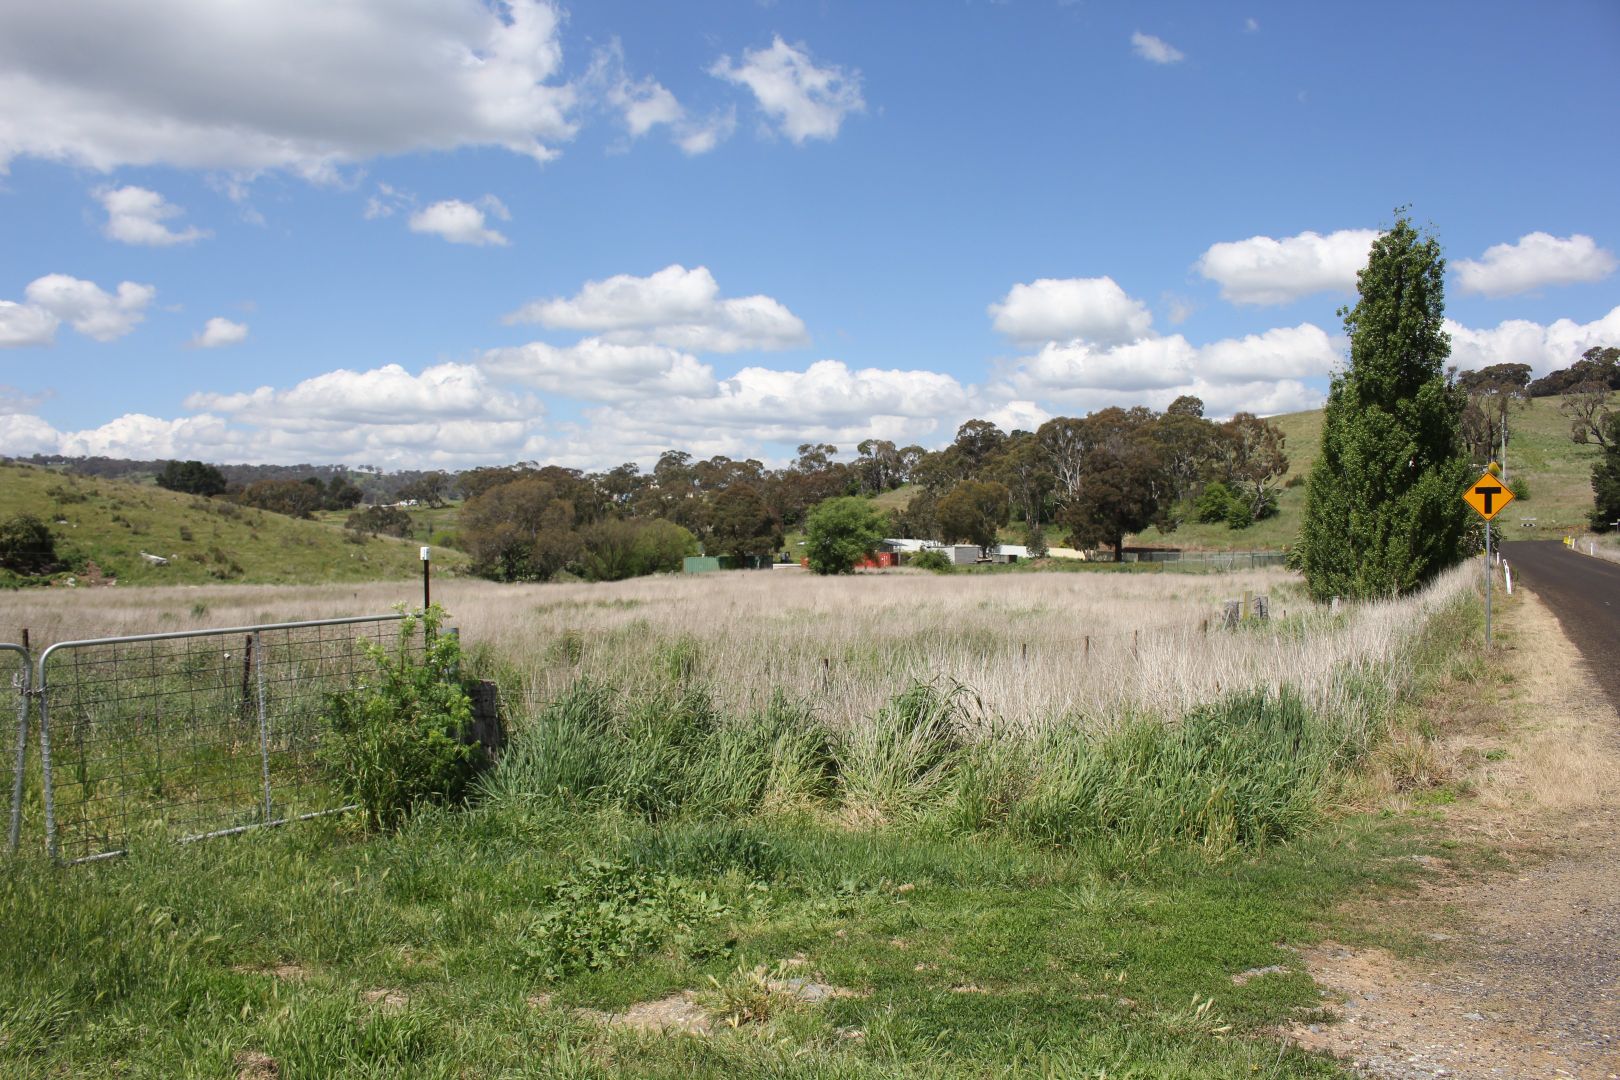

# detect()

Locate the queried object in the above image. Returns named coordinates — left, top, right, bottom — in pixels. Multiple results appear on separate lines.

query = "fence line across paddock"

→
left=5, top=613, right=422, bottom=864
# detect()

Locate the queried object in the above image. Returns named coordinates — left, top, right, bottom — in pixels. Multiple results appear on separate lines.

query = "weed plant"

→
left=318, top=605, right=481, bottom=830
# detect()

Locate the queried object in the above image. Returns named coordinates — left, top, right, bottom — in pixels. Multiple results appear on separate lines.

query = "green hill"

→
left=1135, top=395, right=1604, bottom=549
left=861, top=397, right=1605, bottom=552
left=0, top=463, right=469, bottom=587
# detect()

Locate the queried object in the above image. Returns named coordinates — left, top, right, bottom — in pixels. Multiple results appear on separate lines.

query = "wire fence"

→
left=6, top=613, right=420, bottom=864
left=1120, top=550, right=1288, bottom=568
left=4, top=643, right=30, bottom=856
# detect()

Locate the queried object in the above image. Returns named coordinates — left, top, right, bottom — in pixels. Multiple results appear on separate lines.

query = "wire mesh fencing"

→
left=31, top=613, right=417, bottom=863
left=4, top=642, right=30, bottom=856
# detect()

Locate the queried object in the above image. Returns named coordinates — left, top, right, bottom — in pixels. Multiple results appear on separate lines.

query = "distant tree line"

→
left=435, top=399, right=1291, bottom=580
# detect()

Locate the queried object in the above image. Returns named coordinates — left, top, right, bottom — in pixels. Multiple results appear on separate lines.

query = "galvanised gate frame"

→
left=6, top=613, right=413, bottom=863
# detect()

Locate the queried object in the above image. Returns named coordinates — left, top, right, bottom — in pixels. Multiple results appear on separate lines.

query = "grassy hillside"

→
left=872, top=398, right=1602, bottom=553
left=0, top=463, right=468, bottom=587
left=310, top=501, right=464, bottom=547
left=1136, top=395, right=1604, bottom=550
left=1487, top=394, right=1606, bottom=538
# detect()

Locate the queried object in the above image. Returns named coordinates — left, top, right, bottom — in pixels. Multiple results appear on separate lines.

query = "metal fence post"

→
left=255, top=629, right=272, bottom=822
left=6, top=644, right=30, bottom=855
left=35, top=656, right=56, bottom=862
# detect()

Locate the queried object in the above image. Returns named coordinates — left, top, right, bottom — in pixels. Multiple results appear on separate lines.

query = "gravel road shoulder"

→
left=1287, top=582, right=1620, bottom=1079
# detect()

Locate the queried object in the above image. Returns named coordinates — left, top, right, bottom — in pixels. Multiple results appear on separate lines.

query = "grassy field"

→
left=0, top=563, right=1488, bottom=1077
left=0, top=463, right=468, bottom=587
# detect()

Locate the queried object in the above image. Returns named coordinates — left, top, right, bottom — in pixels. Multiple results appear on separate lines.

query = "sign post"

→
left=1462, top=466, right=1515, bottom=646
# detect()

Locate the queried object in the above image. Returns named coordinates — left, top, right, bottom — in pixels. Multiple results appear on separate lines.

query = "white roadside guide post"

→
left=1461, top=464, right=1515, bottom=647
left=421, top=546, right=431, bottom=610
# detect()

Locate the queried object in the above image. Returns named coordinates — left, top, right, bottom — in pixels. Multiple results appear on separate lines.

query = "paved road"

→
left=1502, top=539, right=1620, bottom=711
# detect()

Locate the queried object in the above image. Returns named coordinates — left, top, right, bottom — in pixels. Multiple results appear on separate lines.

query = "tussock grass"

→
left=1567, top=533, right=1620, bottom=564
left=0, top=561, right=1488, bottom=1076
left=3, top=564, right=1454, bottom=728
left=457, top=564, right=1474, bottom=856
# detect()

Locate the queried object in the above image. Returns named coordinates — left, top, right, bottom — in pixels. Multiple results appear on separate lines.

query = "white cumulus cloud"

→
left=1196, top=229, right=1379, bottom=305
left=15, top=362, right=554, bottom=466
left=1131, top=31, right=1185, bottom=64
left=408, top=197, right=510, bottom=246
left=995, top=323, right=1338, bottom=416
left=480, top=338, right=717, bottom=402
left=13, top=274, right=156, bottom=342
left=532, top=359, right=972, bottom=468
left=0, top=0, right=575, bottom=174
left=95, top=185, right=209, bottom=246
left=190, top=317, right=248, bottom=348
left=506, top=265, right=809, bottom=353
left=0, top=411, right=63, bottom=454
left=709, top=36, right=864, bottom=144
left=989, top=277, right=1154, bottom=347
left=185, top=362, right=530, bottom=425
left=1446, top=305, right=1620, bottom=376
left=0, top=301, right=60, bottom=347
left=1454, top=232, right=1617, bottom=297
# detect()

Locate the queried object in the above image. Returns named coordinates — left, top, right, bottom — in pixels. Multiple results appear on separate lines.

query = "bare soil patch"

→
left=360, top=988, right=409, bottom=1012
left=1288, top=586, right=1620, bottom=1079
left=576, top=992, right=713, bottom=1036
left=233, top=1050, right=279, bottom=1080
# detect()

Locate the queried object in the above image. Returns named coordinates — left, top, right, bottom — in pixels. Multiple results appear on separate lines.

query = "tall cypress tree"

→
left=1298, top=212, right=1472, bottom=601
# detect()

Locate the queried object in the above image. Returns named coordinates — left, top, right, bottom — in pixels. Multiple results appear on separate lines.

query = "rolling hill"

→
left=1139, top=395, right=1603, bottom=549
left=867, top=395, right=1606, bottom=553
left=0, top=463, right=469, bottom=587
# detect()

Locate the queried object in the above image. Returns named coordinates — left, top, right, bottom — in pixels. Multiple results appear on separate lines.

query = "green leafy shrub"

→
left=1195, top=482, right=1238, bottom=524
left=1507, top=474, right=1531, bottom=502
left=1223, top=493, right=1255, bottom=529
left=345, top=505, right=413, bottom=538
left=803, top=495, right=889, bottom=574
left=909, top=548, right=953, bottom=573
left=0, top=513, right=57, bottom=575
left=514, top=856, right=731, bottom=979
left=320, top=605, right=481, bottom=829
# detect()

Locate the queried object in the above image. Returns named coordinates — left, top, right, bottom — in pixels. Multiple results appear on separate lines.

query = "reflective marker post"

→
left=420, top=546, right=432, bottom=611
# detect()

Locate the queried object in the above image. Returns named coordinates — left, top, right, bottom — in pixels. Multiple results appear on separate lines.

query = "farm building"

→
left=878, top=538, right=938, bottom=555
left=682, top=555, right=773, bottom=573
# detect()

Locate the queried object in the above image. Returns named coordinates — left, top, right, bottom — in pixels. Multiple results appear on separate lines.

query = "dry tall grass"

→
left=1567, top=534, right=1620, bottom=565
left=0, top=564, right=1474, bottom=735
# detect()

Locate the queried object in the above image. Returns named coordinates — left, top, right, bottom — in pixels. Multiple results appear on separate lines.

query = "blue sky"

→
left=2, top=0, right=1617, bottom=470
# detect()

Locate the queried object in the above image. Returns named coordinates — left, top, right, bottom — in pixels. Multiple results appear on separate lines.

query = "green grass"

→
left=0, top=577, right=1485, bottom=1077
left=0, top=792, right=1446, bottom=1078
left=0, top=463, right=469, bottom=586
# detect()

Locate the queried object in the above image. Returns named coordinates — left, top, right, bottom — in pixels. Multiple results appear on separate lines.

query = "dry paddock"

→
left=0, top=564, right=1473, bottom=734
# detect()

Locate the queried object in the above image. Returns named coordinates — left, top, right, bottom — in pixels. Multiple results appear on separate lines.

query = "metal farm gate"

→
left=6, top=613, right=418, bottom=863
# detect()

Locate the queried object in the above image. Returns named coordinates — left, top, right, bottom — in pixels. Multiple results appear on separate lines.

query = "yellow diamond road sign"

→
left=1463, top=470, right=1515, bottom=521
